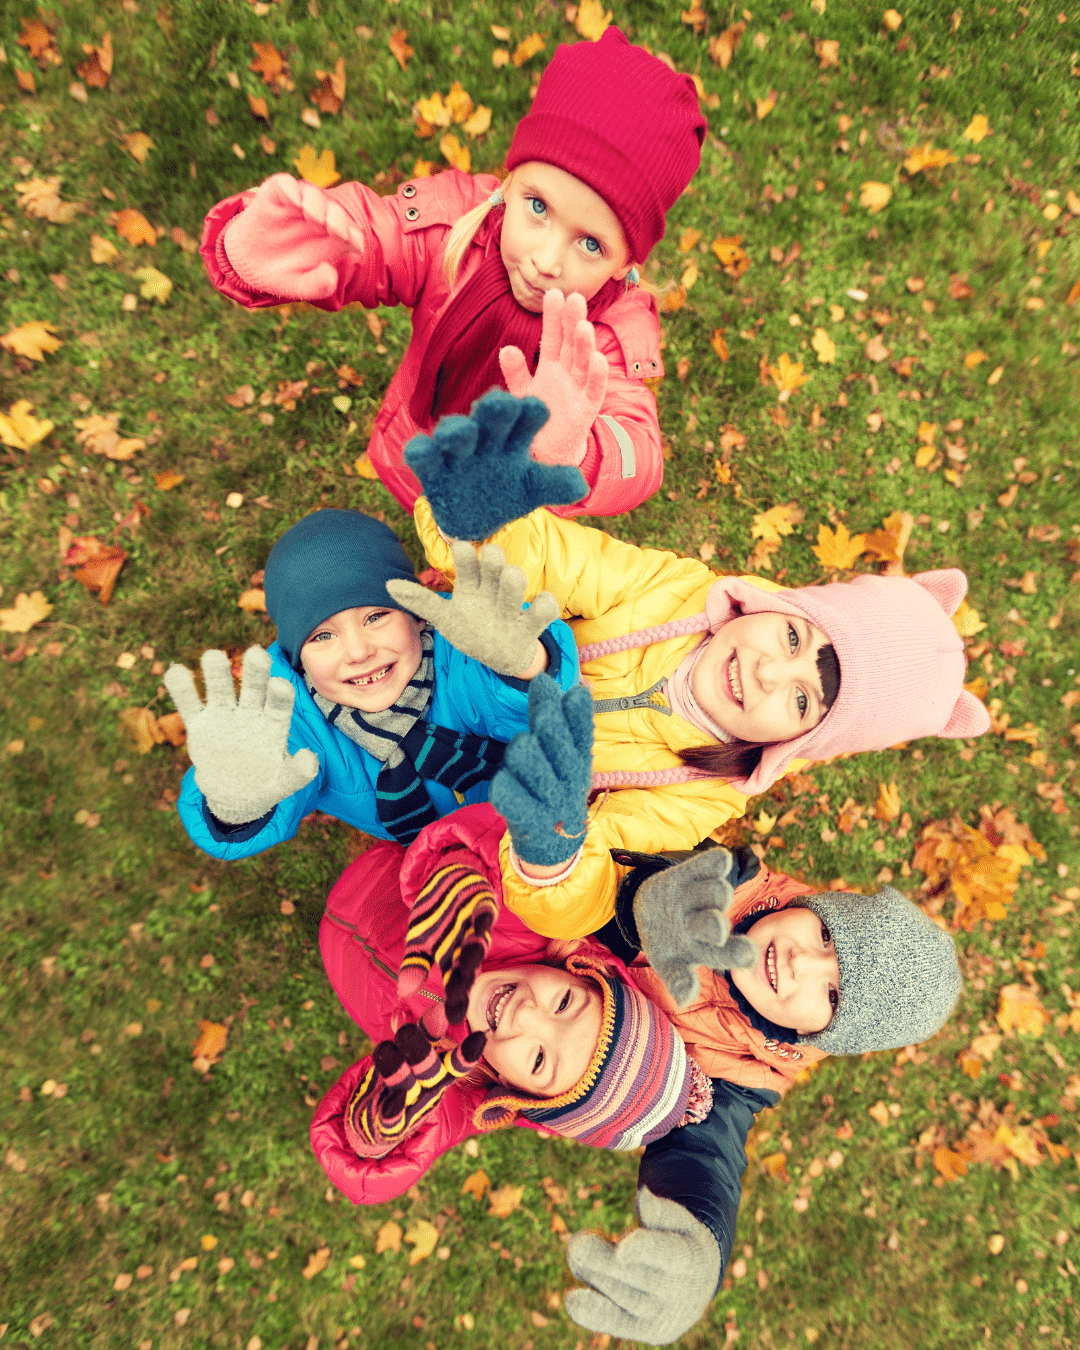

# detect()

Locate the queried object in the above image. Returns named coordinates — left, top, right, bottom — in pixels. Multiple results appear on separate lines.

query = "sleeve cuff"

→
left=202, top=797, right=276, bottom=843
left=507, top=846, right=583, bottom=887
left=494, top=627, right=562, bottom=692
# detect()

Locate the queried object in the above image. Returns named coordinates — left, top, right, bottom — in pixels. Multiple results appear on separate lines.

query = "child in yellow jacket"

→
left=386, top=390, right=989, bottom=937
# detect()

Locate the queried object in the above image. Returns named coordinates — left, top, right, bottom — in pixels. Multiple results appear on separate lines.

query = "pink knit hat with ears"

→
left=701, top=569, right=990, bottom=796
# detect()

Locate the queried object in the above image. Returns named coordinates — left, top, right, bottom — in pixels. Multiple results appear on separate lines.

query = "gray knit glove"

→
left=385, top=542, right=560, bottom=678
left=634, top=849, right=759, bottom=1008
left=164, top=646, right=319, bottom=825
left=564, top=1188, right=721, bottom=1346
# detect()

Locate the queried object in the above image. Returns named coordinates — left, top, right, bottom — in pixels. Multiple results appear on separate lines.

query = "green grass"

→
left=2, top=1, right=1079, bottom=1347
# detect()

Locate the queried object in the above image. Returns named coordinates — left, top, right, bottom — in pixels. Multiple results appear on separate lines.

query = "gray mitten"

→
left=164, top=646, right=319, bottom=824
left=385, top=542, right=560, bottom=678
left=634, top=849, right=759, bottom=1008
left=564, top=1188, right=721, bottom=1346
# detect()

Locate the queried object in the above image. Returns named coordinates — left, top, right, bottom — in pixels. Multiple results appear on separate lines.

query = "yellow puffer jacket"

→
left=416, top=501, right=806, bottom=936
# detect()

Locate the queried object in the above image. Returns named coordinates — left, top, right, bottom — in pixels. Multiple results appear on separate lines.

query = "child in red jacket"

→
left=199, top=28, right=705, bottom=518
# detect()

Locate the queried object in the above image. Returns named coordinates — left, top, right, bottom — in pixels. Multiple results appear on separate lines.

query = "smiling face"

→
left=691, top=612, right=833, bottom=744
left=499, top=162, right=633, bottom=313
left=300, top=605, right=424, bottom=713
left=729, top=906, right=840, bottom=1036
left=465, top=963, right=603, bottom=1098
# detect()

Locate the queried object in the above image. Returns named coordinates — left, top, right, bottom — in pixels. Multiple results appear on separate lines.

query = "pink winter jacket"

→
left=312, top=804, right=637, bottom=1205
left=200, top=171, right=666, bottom=517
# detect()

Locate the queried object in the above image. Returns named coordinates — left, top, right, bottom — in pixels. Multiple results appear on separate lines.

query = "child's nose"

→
left=533, top=238, right=562, bottom=277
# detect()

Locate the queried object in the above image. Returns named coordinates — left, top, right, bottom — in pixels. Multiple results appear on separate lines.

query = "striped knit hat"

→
left=474, top=951, right=712, bottom=1150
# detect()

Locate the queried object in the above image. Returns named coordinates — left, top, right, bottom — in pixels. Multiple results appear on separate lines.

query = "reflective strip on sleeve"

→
left=598, top=414, right=636, bottom=479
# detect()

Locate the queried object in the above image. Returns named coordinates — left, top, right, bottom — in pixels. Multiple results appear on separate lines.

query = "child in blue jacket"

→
left=165, top=504, right=578, bottom=860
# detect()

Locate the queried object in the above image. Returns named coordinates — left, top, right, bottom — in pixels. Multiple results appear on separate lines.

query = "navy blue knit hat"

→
left=264, top=509, right=419, bottom=671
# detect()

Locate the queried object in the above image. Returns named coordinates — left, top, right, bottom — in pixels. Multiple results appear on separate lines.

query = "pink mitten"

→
left=498, top=290, right=609, bottom=466
left=222, top=173, right=367, bottom=302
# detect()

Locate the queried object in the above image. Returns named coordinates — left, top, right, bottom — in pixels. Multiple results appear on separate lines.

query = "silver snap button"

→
left=405, top=206, right=419, bottom=221
left=402, top=183, right=417, bottom=198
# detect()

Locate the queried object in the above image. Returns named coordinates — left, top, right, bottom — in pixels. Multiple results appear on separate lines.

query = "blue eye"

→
left=582, top=236, right=602, bottom=255
left=797, top=689, right=808, bottom=717
left=528, top=196, right=546, bottom=216
left=364, top=610, right=390, bottom=625
left=787, top=623, right=799, bottom=653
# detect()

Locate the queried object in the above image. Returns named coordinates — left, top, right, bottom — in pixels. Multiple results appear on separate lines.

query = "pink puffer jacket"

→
left=200, top=171, right=666, bottom=518
left=311, top=803, right=633, bottom=1205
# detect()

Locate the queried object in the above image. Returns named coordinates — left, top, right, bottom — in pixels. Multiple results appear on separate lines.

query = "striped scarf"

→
left=307, top=630, right=506, bottom=844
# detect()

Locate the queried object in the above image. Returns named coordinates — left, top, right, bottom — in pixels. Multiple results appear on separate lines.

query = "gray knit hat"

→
left=793, top=886, right=962, bottom=1057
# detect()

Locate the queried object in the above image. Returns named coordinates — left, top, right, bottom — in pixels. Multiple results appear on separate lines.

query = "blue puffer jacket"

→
left=176, top=622, right=579, bottom=860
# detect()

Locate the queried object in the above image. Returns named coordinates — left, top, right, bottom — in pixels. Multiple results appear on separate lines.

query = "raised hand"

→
left=386, top=542, right=559, bottom=678
left=163, top=646, right=319, bottom=824
left=563, top=1188, right=722, bottom=1346
left=499, top=289, right=609, bottom=466
left=404, top=388, right=587, bottom=541
left=396, top=859, right=500, bottom=1021
left=222, top=173, right=367, bottom=302
left=343, top=1017, right=487, bottom=1158
left=633, top=849, right=759, bottom=1008
left=490, top=674, right=594, bottom=868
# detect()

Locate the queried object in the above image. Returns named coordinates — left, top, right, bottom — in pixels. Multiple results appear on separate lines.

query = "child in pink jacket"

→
left=199, top=28, right=706, bottom=517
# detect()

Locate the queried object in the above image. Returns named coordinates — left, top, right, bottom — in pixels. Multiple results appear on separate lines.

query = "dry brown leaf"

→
left=63, top=535, right=127, bottom=606
left=815, top=38, right=840, bottom=68
left=864, top=334, right=891, bottom=363
left=710, top=328, right=729, bottom=362
left=461, top=1169, right=491, bottom=1202
left=77, top=32, right=114, bottom=89
left=861, top=510, right=914, bottom=570
left=711, top=234, right=751, bottom=279
left=389, top=28, right=414, bottom=71
left=867, top=1100, right=891, bottom=1126
left=15, top=177, right=82, bottom=225
left=122, top=133, right=154, bottom=164
left=120, top=707, right=167, bottom=755
left=19, top=16, right=62, bottom=69
left=250, top=41, right=293, bottom=92
left=157, top=712, right=186, bottom=747
left=155, top=469, right=185, bottom=491
left=74, top=413, right=145, bottom=461
left=311, top=58, right=346, bottom=115
left=91, top=233, right=120, bottom=264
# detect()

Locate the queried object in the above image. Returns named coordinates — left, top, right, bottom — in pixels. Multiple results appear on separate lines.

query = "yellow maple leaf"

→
left=0, top=399, right=54, bottom=450
left=709, top=22, right=746, bottom=70
left=413, top=90, right=450, bottom=137
left=752, top=808, right=778, bottom=836
left=122, top=132, right=153, bottom=164
left=768, top=352, right=809, bottom=401
left=903, top=143, right=957, bottom=175
left=861, top=510, right=913, bottom=567
left=963, top=114, right=991, bottom=143
left=492, top=48, right=510, bottom=69
left=404, top=1220, right=440, bottom=1266
left=375, top=1221, right=402, bottom=1253
left=293, top=144, right=341, bottom=188
left=445, top=81, right=474, bottom=124
left=302, top=1246, right=330, bottom=1279
left=487, top=1184, right=525, bottom=1218
left=752, top=501, right=804, bottom=547
left=440, top=133, right=470, bottom=174
left=812, top=522, right=866, bottom=571
left=134, top=267, right=173, bottom=305
left=1, top=320, right=63, bottom=362
left=576, top=0, right=612, bottom=40
left=0, top=590, right=53, bottom=634
left=512, top=32, right=545, bottom=67
left=996, top=984, right=1048, bottom=1037
left=951, top=599, right=986, bottom=637
left=462, top=105, right=492, bottom=139
left=461, top=1169, right=491, bottom=1202
left=859, top=181, right=892, bottom=214
left=871, top=781, right=900, bottom=822
left=811, top=328, right=836, bottom=364
left=90, top=233, right=120, bottom=264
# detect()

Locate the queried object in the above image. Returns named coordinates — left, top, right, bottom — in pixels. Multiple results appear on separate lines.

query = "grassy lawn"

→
left=2, top=1, right=1079, bottom=1347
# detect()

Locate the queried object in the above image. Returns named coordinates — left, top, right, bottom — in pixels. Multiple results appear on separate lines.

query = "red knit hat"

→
left=505, top=27, right=707, bottom=263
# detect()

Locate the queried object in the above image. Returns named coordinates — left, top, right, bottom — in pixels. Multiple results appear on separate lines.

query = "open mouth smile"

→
left=347, top=663, right=393, bottom=687
left=765, top=942, right=778, bottom=993
left=487, top=983, right=515, bottom=1033
left=727, top=654, right=744, bottom=707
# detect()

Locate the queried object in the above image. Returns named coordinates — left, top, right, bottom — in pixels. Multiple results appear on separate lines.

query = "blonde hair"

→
left=442, top=171, right=513, bottom=289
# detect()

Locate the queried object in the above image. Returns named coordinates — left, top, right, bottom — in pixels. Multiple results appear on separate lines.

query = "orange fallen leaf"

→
left=63, top=535, right=128, bottom=606
left=861, top=510, right=913, bottom=570
left=904, top=143, right=957, bottom=175
left=710, top=328, right=730, bottom=362
left=932, top=1144, right=970, bottom=1181
left=445, top=82, right=474, bottom=124
left=487, top=1184, right=525, bottom=1218
left=873, top=782, right=901, bottom=821
left=760, top=1152, right=790, bottom=1183
left=864, top=334, right=891, bottom=363
left=756, top=89, right=778, bottom=120
left=302, top=1246, right=330, bottom=1279
left=768, top=353, right=809, bottom=401
left=709, top=21, right=746, bottom=69
left=250, top=41, right=293, bottom=92
left=15, top=177, right=82, bottom=225
left=77, top=32, right=114, bottom=89
left=512, top=32, right=545, bottom=66
left=1066, top=281, right=1080, bottom=307
left=19, top=16, right=61, bottom=69
left=812, top=522, right=866, bottom=571
left=996, top=984, right=1048, bottom=1038
left=116, top=210, right=157, bottom=247
left=120, top=707, right=168, bottom=755
left=389, top=28, right=413, bottom=71
left=238, top=589, right=267, bottom=614
left=122, top=133, right=154, bottom=164
left=156, top=712, right=186, bottom=747
left=963, top=114, right=991, bottom=144
left=155, top=469, right=185, bottom=491
left=311, top=58, right=346, bottom=115
left=711, top=234, right=751, bottom=279
left=957, top=1048, right=984, bottom=1080
left=867, top=1100, right=890, bottom=1126
left=74, top=414, right=145, bottom=461
left=192, top=1019, right=228, bottom=1064
left=814, top=38, right=839, bottom=68
left=440, top=134, right=470, bottom=174
left=461, top=1169, right=491, bottom=1202
left=1, top=320, right=64, bottom=362
left=15, top=67, right=36, bottom=93
left=249, top=94, right=269, bottom=120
